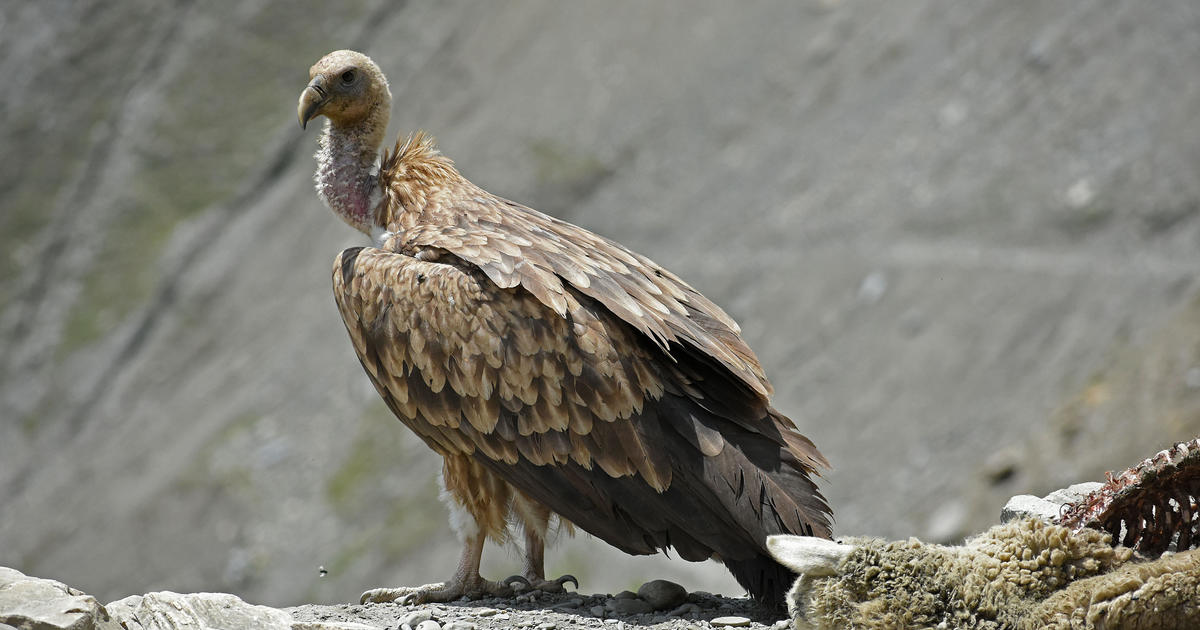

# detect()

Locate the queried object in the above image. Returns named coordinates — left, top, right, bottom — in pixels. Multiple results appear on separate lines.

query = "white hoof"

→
left=767, top=535, right=854, bottom=576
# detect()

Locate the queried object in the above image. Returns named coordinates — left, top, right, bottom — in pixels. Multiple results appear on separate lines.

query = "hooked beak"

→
left=298, top=76, right=329, bottom=129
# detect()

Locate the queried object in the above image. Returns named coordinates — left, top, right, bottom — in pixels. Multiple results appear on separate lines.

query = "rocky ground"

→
left=289, top=588, right=789, bottom=630
left=1, top=567, right=789, bottom=630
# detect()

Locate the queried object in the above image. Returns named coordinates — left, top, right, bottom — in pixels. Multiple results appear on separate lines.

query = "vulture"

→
left=298, top=49, right=831, bottom=609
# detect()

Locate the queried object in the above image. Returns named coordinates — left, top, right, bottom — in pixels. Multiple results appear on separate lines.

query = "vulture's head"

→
left=298, top=49, right=391, bottom=130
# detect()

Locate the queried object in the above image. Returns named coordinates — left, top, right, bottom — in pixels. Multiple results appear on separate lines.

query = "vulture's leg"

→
left=503, top=492, right=578, bottom=594
left=361, top=456, right=514, bottom=604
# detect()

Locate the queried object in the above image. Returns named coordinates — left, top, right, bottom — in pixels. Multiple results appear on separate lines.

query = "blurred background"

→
left=2, top=0, right=1199, bottom=608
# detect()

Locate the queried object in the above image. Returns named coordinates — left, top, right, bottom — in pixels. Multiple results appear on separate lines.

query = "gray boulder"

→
left=106, top=591, right=295, bottom=630
left=636, top=579, right=688, bottom=611
left=1000, top=482, right=1104, bottom=523
left=0, top=567, right=119, bottom=630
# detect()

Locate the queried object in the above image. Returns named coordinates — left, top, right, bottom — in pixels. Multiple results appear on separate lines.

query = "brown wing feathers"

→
left=335, top=247, right=667, bottom=483
left=334, top=241, right=831, bottom=606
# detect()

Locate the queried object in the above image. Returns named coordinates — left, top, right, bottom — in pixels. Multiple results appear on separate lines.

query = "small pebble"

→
left=399, top=611, right=434, bottom=627
left=613, top=590, right=638, bottom=600
left=772, top=621, right=791, bottom=630
left=415, top=621, right=440, bottom=630
left=493, top=613, right=510, bottom=621
left=667, top=603, right=701, bottom=617
left=536, top=624, right=556, bottom=630
left=637, top=579, right=688, bottom=611
left=551, top=597, right=585, bottom=610
left=711, top=616, right=751, bottom=627
left=605, top=598, right=654, bottom=616
left=442, top=623, right=476, bottom=630
left=589, top=605, right=606, bottom=617
left=475, top=608, right=500, bottom=617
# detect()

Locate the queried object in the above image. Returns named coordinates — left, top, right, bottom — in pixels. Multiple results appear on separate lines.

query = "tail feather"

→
left=724, top=554, right=797, bottom=610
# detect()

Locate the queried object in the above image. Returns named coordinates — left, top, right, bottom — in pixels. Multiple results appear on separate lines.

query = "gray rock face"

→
left=1045, top=482, right=1106, bottom=507
left=1001, top=494, right=1062, bottom=524
left=0, top=567, right=119, bottom=630
left=1001, top=482, right=1105, bottom=523
left=106, top=591, right=295, bottom=630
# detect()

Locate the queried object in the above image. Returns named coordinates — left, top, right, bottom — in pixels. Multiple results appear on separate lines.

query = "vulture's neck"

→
left=314, top=113, right=387, bottom=234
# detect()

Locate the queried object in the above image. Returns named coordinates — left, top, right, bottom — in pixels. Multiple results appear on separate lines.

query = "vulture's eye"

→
left=341, top=69, right=356, bottom=84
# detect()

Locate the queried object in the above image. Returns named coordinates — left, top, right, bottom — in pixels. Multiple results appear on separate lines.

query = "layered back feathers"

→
left=376, top=132, right=774, bottom=398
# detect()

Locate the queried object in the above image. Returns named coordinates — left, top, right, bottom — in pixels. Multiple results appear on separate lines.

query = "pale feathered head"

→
left=298, top=50, right=391, bottom=130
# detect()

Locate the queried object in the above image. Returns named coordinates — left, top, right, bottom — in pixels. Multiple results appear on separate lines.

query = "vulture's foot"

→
left=360, top=576, right=514, bottom=605
left=503, top=573, right=579, bottom=594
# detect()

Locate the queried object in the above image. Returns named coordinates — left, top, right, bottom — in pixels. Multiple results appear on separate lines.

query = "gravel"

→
left=287, top=588, right=786, bottom=630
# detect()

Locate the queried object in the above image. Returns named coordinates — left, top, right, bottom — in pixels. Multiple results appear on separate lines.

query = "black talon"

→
left=503, top=575, right=533, bottom=592
left=555, top=574, right=579, bottom=590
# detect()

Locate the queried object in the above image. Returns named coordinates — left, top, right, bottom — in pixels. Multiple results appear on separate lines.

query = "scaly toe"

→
left=361, top=576, right=516, bottom=605
left=360, top=582, right=449, bottom=605
left=361, top=585, right=414, bottom=604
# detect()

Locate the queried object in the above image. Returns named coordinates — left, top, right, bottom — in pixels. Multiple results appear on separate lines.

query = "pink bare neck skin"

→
left=314, top=120, right=379, bottom=233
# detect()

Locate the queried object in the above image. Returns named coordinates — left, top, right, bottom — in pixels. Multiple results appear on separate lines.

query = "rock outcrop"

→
left=0, top=567, right=119, bottom=630
left=0, top=571, right=787, bottom=630
left=107, top=592, right=298, bottom=630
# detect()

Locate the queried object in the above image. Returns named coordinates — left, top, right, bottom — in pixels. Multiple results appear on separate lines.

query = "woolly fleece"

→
left=780, top=518, right=1199, bottom=629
